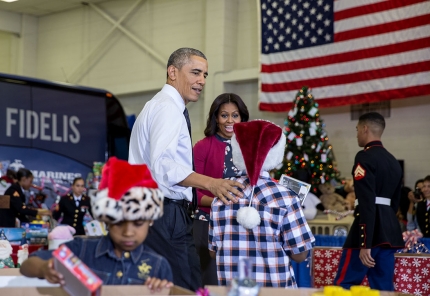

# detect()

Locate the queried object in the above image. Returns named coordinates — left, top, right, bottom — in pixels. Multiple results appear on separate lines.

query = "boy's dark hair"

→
left=424, top=176, right=430, bottom=183
left=415, top=179, right=425, bottom=188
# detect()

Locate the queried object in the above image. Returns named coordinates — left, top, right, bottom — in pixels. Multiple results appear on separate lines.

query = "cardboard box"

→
left=53, top=245, right=103, bottom=296
left=0, top=285, right=193, bottom=295
left=206, top=285, right=406, bottom=296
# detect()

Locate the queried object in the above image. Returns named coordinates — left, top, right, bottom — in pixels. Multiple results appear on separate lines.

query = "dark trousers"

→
left=334, top=247, right=396, bottom=291
left=193, top=218, right=218, bottom=286
left=144, top=199, right=202, bottom=291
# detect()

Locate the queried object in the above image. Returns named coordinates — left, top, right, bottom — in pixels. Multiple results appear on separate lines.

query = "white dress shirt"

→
left=74, top=195, right=82, bottom=207
left=129, top=84, right=194, bottom=201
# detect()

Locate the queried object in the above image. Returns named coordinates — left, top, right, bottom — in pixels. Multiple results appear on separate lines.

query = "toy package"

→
left=53, top=245, right=102, bottom=296
left=84, top=220, right=107, bottom=236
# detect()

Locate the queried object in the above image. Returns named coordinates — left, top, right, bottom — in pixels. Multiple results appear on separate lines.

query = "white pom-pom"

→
left=237, top=207, right=261, bottom=229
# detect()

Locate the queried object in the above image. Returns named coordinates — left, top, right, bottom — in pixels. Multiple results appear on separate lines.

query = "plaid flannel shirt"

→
left=208, top=172, right=315, bottom=288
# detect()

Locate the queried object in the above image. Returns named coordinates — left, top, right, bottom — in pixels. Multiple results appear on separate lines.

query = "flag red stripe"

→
left=334, top=14, right=430, bottom=42
left=261, top=61, right=430, bottom=92
left=261, top=37, right=430, bottom=73
left=334, top=0, right=427, bottom=21
left=259, top=84, right=430, bottom=112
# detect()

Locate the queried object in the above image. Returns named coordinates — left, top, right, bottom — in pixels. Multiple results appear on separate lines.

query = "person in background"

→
left=20, top=157, right=173, bottom=291
left=128, top=47, right=244, bottom=291
left=408, top=177, right=430, bottom=236
left=53, top=177, right=92, bottom=235
left=0, top=169, right=17, bottom=184
left=334, top=112, right=404, bottom=291
left=0, top=168, right=51, bottom=227
left=193, top=93, right=249, bottom=285
left=209, top=120, right=315, bottom=287
left=405, top=179, right=424, bottom=232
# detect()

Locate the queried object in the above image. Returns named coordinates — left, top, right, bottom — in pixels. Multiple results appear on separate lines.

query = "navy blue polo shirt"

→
left=31, top=236, right=173, bottom=285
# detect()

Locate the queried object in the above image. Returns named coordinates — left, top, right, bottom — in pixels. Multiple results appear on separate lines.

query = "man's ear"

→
left=167, top=65, right=177, bottom=81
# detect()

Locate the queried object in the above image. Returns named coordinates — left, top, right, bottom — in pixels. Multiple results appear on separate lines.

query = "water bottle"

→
left=227, top=258, right=260, bottom=296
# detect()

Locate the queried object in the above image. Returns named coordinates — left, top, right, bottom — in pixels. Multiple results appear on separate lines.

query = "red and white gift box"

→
left=311, top=247, right=368, bottom=288
left=394, top=253, right=430, bottom=295
left=311, top=247, right=430, bottom=296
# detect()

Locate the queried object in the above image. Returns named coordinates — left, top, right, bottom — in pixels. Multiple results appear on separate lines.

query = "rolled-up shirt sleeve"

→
left=149, top=101, right=194, bottom=191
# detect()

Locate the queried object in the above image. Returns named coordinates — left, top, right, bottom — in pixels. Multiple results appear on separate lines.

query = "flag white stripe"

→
left=260, top=71, right=430, bottom=103
left=334, top=0, right=387, bottom=13
left=261, top=25, right=430, bottom=65
left=260, top=48, right=430, bottom=84
left=334, top=2, right=430, bottom=33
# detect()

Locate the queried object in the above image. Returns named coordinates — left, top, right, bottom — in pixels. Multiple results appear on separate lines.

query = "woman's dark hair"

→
left=16, top=168, right=33, bottom=181
left=204, top=93, right=249, bottom=137
left=72, top=177, right=84, bottom=186
left=415, top=179, right=425, bottom=188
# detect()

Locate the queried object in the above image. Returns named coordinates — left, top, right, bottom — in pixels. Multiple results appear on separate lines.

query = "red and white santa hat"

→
left=92, top=157, right=164, bottom=224
left=230, top=120, right=286, bottom=229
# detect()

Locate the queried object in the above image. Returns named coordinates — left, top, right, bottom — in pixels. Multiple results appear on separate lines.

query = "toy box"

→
left=53, top=245, right=102, bottom=296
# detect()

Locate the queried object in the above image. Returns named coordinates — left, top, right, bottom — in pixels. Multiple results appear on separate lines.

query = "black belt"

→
left=163, top=198, right=190, bottom=209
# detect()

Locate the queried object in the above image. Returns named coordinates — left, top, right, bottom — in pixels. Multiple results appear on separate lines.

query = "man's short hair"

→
left=358, top=112, right=385, bottom=131
left=167, top=48, right=206, bottom=71
left=424, top=175, right=430, bottom=183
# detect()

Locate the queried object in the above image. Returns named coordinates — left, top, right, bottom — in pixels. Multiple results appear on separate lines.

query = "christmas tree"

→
left=272, top=86, right=341, bottom=193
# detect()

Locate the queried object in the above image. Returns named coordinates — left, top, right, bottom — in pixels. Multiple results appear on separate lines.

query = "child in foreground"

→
left=20, top=157, right=173, bottom=292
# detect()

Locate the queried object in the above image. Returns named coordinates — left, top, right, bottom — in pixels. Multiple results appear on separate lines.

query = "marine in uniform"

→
left=415, top=190, right=430, bottom=237
left=0, top=182, right=39, bottom=227
left=334, top=112, right=404, bottom=291
left=53, top=193, right=92, bottom=236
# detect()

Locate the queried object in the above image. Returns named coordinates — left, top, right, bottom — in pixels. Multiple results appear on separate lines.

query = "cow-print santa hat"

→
left=92, top=157, right=164, bottom=224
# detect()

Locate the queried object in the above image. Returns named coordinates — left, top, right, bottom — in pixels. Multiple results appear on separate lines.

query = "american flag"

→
left=259, top=0, right=430, bottom=112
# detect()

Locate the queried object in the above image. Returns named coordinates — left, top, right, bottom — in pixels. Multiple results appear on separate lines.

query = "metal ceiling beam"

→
left=69, top=0, right=144, bottom=84
left=89, top=2, right=166, bottom=64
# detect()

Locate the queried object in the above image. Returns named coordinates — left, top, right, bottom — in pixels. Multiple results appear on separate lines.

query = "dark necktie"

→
left=183, top=108, right=198, bottom=213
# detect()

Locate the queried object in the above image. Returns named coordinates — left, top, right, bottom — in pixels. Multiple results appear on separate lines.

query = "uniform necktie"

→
left=183, top=108, right=198, bottom=213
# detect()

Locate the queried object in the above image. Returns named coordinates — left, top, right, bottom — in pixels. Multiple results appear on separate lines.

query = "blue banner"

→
left=0, top=82, right=106, bottom=167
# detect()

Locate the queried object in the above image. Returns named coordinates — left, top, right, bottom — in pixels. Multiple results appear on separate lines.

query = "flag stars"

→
left=317, top=13, right=323, bottom=20
left=304, top=16, right=310, bottom=23
left=274, top=43, right=280, bottom=50
left=273, top=29, right=278, bottom=35
left=267, top=9, right=273, bottom=16
left=272, top=1, right=278, bottom=8
left=298, top=38, right=304, bottom=46
left=292, top=33, right=297, bottom=40
left=310, top=7, right=316, bottom=14
left=292, top=4, right=297, bottom=11
left=285, top=41, right=292, bottom=48
left=311, top=22, right=316, bottom=29
left=325, top=34, right=331, bottom=41
left=286, top=13, right=291, bottom=20
left=284, top=0, right=290, bottom=5
left=303, top=2, right=310, bottom=9
left=311, top=36, right=317, bottom=43
left=298, top=23, right=304, bottom=31
left=280, top=21, right=285, bottom=28
left=292, top=18, right=298, bottom=25
left=278, top=7, right=284, bottom=14
left=317, top=0, right=323, bottom=6
left=268, top=23, right=273, bottom=30
left=267, top=36, right=274, bottom=44
left=298, top=9, right=304, bottom=17
left=304, top=30, right=310, bottom=37
left=324, top=19, right=331, bottom=26
left=317, top=28, right=323, bottom=35
left=324, top=4, right=330, bottom=11
left=286, top=27, right=291, bottom=34
left=278, top=34, right=285, bottom=42
left=273, top=16, right=279, bottom=23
